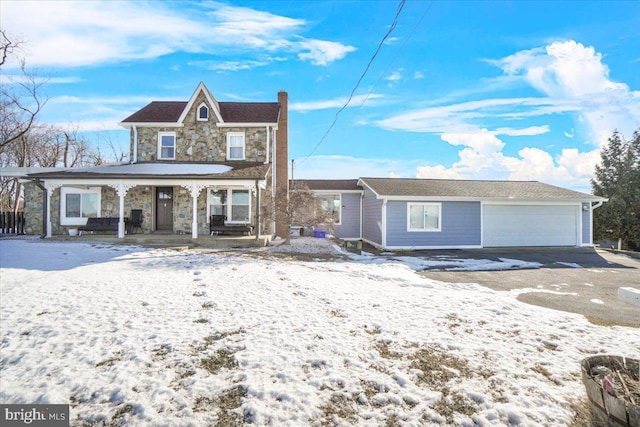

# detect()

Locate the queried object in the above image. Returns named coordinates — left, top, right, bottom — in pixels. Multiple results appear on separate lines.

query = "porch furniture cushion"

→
left=209, top=215, right=253, bottom=236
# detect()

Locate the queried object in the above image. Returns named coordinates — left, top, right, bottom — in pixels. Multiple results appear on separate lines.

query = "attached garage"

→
left=483, top=204, right=579, bottom=247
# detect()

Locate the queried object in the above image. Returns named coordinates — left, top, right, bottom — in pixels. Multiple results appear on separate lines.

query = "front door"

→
left=156, top=187, right=173, bottom=231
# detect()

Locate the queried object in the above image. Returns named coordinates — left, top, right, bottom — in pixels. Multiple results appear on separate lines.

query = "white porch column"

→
left=180, top=183, right=207, bottom=239
left=44, top=182, right=62, bottom=238
left=191, top=186, right=198, bottom=239
left=107, top=182, right=135, bottom=239
left=46, top=188, right=53, bottom=238
left=118, top=182, right=125, bottom=238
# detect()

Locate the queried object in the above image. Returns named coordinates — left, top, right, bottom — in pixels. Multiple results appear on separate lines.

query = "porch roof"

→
left=26, top=162, right=271, bottom=180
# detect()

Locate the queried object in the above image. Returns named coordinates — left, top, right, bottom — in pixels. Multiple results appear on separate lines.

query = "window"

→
left=316, top=194, right=341, bottom=224
left=60, top=187, right=101, bottom=226
left=226, top=132, right=245, bottom=160
left=407, top=203, right=441, bottom=232
left=158, top=132, right=176, bottom=160
left=208, top=189, right=251, bottom=223
left=197, top=103, right=209, bottom=121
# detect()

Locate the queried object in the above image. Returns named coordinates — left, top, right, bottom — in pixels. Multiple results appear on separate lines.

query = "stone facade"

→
left=20, top=85, right=287, bottom=238
left=23, top=182, right=44, bottom=235
left=136, top=92, right=268, bottom=163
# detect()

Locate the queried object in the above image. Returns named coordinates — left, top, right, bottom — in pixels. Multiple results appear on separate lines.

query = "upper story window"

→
left=407, top=202, right=441, bottom=232
left=227, top=132, right=245, bottom=160
left=158, top=132, right=176, bottom=160
left=197, top=103, right=209, bottom=121
left=60, top=187, right=101, bottom=226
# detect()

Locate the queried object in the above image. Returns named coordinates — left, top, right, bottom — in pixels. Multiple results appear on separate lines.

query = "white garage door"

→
left=483, top=205, right=578, bottom=247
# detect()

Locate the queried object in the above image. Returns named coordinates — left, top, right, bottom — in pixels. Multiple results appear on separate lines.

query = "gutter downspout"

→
left=360, top=192, right=364, bottom=240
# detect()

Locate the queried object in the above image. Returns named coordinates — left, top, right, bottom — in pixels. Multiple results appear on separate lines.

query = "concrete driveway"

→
left=418, top=248, right=640, bottom=328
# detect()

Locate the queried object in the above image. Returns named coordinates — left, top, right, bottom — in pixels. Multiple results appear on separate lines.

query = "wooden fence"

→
left=0, top=211, right=26, bottom=235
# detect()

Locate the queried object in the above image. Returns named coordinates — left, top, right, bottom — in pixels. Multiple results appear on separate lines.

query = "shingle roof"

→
left=219, top=102, right=280, bottom=123
left=121, top=101, right=280, bottom=124
left=359, top=178, right=604, bottom=200
left=291, top=179, right=361, bottom=191
left=121, top=102, right=187, bottom=123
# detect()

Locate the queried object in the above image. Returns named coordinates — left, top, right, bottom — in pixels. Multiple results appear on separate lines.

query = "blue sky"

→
left=3, top=0, right=639, bottom=192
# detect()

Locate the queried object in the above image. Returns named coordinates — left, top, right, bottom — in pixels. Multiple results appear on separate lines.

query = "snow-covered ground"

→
left=1, top=238, right=638, bottom=426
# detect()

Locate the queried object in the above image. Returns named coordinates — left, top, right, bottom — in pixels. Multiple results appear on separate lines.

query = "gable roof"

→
left=358, top=178, right=605, bottom=201
left=291, top=179, right=361, bottom=191
left=120, top=82, right=279, bottom=125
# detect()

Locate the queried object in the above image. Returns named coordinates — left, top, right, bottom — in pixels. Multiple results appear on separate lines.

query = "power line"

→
left=297, top=0, right=406, bottom=165
left=347, top=1, right=434, bottom=124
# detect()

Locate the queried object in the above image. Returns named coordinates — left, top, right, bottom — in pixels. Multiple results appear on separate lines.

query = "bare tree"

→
left=262, top=181, right=335, bottom=244
left=0, top=29, right=20, bottom=67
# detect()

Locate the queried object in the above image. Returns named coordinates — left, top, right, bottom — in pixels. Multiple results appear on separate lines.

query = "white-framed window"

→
left=207, top=188, right=251, bottom=223
left=407, top=202, right=441, bottom=232
left=226, top=132, right=245, bottom=160
left=197, top=103, right=209, bottom=121
left=158, top=132, right=176, bottom=160
left=60, top=187, right=101, bottom=226
left=316, top=193, right=341, bottom=224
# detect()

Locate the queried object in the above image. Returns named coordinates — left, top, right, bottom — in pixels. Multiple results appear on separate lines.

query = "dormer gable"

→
left=178, top=81, right=224, bottom=124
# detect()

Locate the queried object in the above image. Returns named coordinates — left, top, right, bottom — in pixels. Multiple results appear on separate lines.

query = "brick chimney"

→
left=275, top=90, right=289, bottom=238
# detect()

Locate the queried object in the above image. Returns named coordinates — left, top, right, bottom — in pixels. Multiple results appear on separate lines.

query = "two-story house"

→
left=22, top=82, right=289, bottom=240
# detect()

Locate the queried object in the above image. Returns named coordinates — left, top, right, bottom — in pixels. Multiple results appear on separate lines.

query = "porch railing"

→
left=0, top=211, right=26, bottom=235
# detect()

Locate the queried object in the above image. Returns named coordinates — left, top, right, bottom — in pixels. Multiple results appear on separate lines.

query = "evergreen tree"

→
left=591, top=129, right=640, bottom=250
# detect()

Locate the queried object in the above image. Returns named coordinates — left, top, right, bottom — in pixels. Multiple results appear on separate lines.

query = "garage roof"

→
left=359, top=178, right=605, bottom=201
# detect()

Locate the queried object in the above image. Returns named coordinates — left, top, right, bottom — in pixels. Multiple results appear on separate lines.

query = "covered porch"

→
left=25, top=163, right=272, bottom=241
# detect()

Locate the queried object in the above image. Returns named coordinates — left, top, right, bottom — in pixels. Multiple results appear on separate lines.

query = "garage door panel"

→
left=483, top=205, right=577, bottom=247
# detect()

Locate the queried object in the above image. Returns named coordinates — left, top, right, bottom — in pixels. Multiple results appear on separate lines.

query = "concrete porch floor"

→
left=48, top=232, right=271, bottom=249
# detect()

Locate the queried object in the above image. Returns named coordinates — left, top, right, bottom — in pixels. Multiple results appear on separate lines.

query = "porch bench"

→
left=78, top=217, right=122, bottom=235
left=209, top=215, right=253, bottom=236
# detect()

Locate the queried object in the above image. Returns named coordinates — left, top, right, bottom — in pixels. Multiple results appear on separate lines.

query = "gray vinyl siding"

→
left=385, top=201, right=481, bottom=248
left=333, top=193, right=361, bottom=239
left=582, top=203, right=591, bottom=245
left=362, top=187, right=383, bottom=245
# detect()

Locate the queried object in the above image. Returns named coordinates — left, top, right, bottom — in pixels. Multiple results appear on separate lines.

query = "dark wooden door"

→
left=156, top=187, right=173, bottom=230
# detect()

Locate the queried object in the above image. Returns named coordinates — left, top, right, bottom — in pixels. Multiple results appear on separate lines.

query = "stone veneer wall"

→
left=135, top=92, right=268, bottom=163
left=23, top=182, right=44, bottom=235
left=28, top=183, right=271, bottom=236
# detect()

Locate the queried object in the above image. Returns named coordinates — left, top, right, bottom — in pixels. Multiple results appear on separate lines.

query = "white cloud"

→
left=296, top=39, right=357, bottom=66
left=2, top=1, right=355, bottom=68
left=413, top=71, right=424, bottom=79
left=494, top=125, right=550, bottom=136
left=1, top=74, right=83, bottom=85
left=416, top=131, right=599, bottom=192
left=492, top=40, right=640, bottom=145
left=188, top=60, right=269, bottom=72
left=386, top=69, right=403, bottom=82
left=290, top=94, right=383, bottom=113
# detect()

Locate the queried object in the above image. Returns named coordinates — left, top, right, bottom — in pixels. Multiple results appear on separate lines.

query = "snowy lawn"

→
left=1, top=238, right=638, bottom=426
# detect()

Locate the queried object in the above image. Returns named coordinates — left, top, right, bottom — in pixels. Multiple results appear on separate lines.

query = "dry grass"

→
left=568, top=397, right=592, bottom=427
left=585, top=315, right=640, bottom=328
left=433, top=387, right=477, bottom=424
left=319, top=393, right=358, bottom=426
left=410, top=345, right=472, bottom=388
left=201, top=348, right=238, bottom=374
left=531, top=364, right=562, bottom=386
